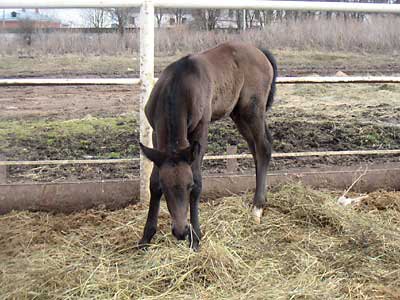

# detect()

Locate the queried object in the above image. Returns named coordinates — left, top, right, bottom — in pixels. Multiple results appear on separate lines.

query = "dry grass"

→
left=276, top=83, right=400, bottom=126
left=153, top=16, right=400, bottom=55
left=1, top=16, right=399, bottom=56
left=1, top=184, right=400, bottom=299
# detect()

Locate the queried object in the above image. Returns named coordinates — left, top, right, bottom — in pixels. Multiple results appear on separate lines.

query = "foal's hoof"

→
left=136, top=239, right=151, bottom=251
left=188, top=232, right=201, bottom=252
left=189, top=240, right=200, bottom=252
left=252, top=207, right=263, bottom=224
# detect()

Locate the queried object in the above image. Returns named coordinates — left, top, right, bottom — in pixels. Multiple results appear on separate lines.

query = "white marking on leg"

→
left=253, top=207, right=263, bottom=224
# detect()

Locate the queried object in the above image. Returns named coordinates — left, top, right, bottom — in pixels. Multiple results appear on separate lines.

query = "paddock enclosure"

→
left=0, top=0, right=400, bottom=298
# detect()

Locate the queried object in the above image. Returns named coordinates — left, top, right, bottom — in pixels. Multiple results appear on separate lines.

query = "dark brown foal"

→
left=139, top=41, right=277, bottom=250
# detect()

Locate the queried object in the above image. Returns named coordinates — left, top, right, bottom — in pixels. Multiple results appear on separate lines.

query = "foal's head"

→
left=140, top=142, right=201, bottom=241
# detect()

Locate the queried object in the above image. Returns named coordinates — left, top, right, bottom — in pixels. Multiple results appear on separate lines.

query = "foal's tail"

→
left=259, top=48, right=278, bottom=111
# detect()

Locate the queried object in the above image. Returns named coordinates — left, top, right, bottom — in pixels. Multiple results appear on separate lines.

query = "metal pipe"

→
left=0, top=78, right=141, bottom=86
left=1, top=76, right=400, bottom=86
left=1, top=149, right=399, bottom=166
left=154, top=0, right=400, bottom=13
left=0, top=1, right=399, bottom=14
left=276, top=76, right=400, bottom=84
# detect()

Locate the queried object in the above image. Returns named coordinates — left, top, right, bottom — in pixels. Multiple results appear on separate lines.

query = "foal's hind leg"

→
left=231, top=105, right=272, bottom=223
left=231, top=111, right=256, bottom=158
left=249, top=116, right=272, bottom=223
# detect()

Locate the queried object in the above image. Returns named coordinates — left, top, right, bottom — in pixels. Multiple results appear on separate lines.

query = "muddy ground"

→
left=0, top=51, right=399, bottom=182
left=0, top=85, right=139, bottom=121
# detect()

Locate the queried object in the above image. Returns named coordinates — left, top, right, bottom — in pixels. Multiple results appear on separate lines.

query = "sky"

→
left=42, top=9, right=86, bottom=27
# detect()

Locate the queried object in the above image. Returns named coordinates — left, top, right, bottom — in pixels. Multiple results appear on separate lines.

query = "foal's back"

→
left=194, top=42, right=274, bottom=121
left=145, top=42, right=274, bottom=138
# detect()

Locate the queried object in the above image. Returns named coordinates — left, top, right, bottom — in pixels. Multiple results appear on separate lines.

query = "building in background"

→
left=1, top=9, right=63, bottom=30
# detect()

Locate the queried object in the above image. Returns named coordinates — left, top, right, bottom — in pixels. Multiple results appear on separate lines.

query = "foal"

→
left=139, top=42, right=277, bottom=250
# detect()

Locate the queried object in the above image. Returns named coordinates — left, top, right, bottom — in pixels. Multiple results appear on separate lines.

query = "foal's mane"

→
left=164, top=55, right=199, bottom=152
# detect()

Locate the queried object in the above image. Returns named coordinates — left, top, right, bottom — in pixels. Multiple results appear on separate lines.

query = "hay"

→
left=1, top=184, right=400, bottom=299
left=358, top=191, right=400, bottom=212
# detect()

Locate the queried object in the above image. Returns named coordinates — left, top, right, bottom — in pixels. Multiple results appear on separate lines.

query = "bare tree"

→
left=192, top=9, right=219, bottom=30
left=172, top=8, right=186, bottom=25
left=107, top=8, right=136, bottom=35
left=82, top=9, right=109, bottom=29
left=246, top=10, right=260, bottom=28
left=155, top=8, right=164, bottom=28
left=235, top=9, right=244, bottom=30
left=259, top=10, right=273, bottom=27
left=162, top=8, right=189, bottom=26
left=194, top=9, right=220, bottom=30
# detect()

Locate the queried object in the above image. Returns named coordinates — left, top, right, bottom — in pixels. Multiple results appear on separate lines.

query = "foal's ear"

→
left=139, top=143, right=166, bottom=167
left=181, top=141, right=201, bottom=164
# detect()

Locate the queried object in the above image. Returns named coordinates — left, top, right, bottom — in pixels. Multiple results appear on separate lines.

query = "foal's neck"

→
left=156, top=108, right=190, bottom=154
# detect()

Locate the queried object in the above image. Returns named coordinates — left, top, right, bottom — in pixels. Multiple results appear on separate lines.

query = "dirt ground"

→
left=0, top=85, right=139, bottom=120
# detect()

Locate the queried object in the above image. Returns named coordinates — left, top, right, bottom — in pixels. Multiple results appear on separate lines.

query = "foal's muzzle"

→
left=172, top=224, right=189, bottom=240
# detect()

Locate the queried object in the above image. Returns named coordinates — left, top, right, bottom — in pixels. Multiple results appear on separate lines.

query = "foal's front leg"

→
left=138, top=167, right=162, bottom=249
left=189, top=167, right=202, bottom=251
left=188, top=122, right=207, bottom=251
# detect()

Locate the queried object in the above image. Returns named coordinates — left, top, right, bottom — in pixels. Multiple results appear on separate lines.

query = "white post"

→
left=140, top=0, right=154, bottom=202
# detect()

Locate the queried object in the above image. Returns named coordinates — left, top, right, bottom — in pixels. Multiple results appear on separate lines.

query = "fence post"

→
left=226, top=145, right=238, bottom=173
left=0, top=155, right=7, bottom=184
left=140, top=0, right=155, bottom=202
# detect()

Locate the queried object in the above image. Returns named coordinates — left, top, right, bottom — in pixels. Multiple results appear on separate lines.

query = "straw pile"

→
left=1, top=184, right=399, bottom=299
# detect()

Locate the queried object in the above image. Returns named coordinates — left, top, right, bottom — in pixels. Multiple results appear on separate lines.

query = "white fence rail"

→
left=1, top=0, right=400, bottom=13
left=155, top=0, right=400, bottom=12
left=2, top=76, right=400, bottom=86
left=0, top=78, right=140, bottom=86
left=1, top=149, right=400, bottom=167
left=1, top=0, right=400, bottom=200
